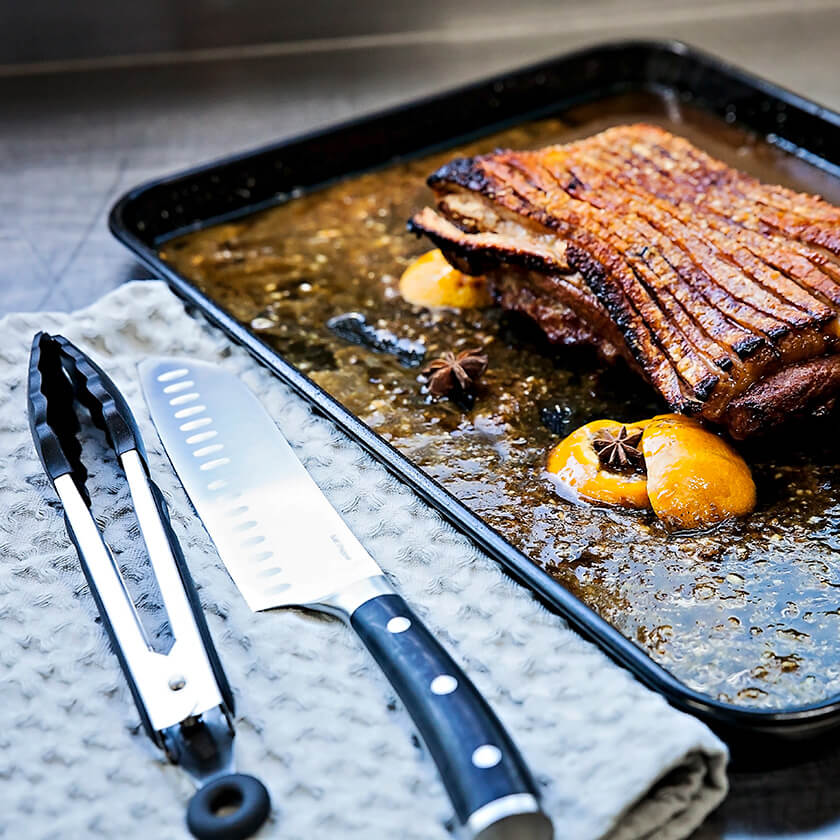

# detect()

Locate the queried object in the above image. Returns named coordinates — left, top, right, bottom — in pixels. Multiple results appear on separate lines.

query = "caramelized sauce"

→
left=161, top=93, right=840, bottom=708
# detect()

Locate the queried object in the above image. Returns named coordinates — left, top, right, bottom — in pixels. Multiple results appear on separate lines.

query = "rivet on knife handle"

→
left=349, top=585, right=552, bottom=838
left=139, top=357, right=553, bottom=839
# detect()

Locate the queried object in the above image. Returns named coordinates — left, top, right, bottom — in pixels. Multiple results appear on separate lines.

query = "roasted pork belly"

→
left=409, top=123, right=840, bottom=438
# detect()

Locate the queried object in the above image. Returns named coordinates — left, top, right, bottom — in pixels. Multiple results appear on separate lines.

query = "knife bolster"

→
left=310, top=573, right=395, bottom=618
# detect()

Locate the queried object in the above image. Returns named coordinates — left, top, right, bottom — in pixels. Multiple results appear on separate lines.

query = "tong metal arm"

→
left=52, top=453, right=225, bottom=738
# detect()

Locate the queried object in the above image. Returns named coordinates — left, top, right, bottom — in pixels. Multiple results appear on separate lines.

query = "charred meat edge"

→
left=409, top=124, right=840, bottom=437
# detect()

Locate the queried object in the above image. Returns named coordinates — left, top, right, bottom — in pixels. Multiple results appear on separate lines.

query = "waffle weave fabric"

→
left=0, top=281, right=727, bottom=840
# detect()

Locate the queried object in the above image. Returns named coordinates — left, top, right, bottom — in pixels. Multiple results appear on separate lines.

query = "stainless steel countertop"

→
left=4, top=4, right=840, bottom=837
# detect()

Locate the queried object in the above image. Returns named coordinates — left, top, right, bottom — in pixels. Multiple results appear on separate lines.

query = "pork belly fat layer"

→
left=409, top=123, right=840, bottom=436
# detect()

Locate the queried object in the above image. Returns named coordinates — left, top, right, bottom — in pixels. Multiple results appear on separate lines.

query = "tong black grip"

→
left=53, top=334, right=146, bottom=460
left=28, top=332, right=89, bottom=497
left=28, top=330, right=147, bottom=500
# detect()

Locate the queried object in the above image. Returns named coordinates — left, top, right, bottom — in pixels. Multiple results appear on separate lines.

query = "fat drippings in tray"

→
left=160, top=93, right=840, bottom=709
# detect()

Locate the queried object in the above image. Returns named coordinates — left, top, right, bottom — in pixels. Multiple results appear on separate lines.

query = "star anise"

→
left=591, top=425, right=645, bottom=472
left=422, top=348, right=488, bottom=398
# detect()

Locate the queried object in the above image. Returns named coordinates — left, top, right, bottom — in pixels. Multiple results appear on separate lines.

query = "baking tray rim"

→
left=108, top=38, right=840, bottom=741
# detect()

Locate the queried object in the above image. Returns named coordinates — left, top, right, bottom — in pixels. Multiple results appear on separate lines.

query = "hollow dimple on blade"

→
left=139, top=358, right=382, bottom=611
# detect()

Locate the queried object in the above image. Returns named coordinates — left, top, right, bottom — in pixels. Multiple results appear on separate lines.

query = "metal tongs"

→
left=27, top=333, right=271, bottom=840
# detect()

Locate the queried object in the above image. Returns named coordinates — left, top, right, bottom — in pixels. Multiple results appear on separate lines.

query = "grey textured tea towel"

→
left=0, top=281, right=727, bottom=840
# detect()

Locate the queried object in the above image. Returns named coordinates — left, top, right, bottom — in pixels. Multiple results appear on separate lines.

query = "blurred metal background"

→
left=4, top=0, right=839, bottom=69
left=3, top=0, right=840, bottom=317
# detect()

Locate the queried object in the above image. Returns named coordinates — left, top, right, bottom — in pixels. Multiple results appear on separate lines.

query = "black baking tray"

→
left=109, top=40, right=840, bottom=757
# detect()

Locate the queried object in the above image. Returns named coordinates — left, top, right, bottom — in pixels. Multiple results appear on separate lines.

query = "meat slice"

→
left=408, top=123, right=840, bottom=437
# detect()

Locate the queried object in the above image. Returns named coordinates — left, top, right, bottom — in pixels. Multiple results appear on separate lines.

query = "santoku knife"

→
left=139, top=357, right=552, bottom=840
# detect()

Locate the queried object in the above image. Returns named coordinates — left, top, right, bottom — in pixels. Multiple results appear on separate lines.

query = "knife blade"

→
left=139, top=357, right=552, bottom=840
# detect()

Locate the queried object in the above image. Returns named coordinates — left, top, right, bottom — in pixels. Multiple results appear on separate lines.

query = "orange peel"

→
left=399, top=249, right=493, bottom=308
left=641, top=414, right=756, bottom=530
left=546, top=418, right=651, bottom=509
left=546, top=413, right=756, bottom=529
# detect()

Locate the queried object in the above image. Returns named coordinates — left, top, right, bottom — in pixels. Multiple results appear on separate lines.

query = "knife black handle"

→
left=350, top=593, right=553, bottom=839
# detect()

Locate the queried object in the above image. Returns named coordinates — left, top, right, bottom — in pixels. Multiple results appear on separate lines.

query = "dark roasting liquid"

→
left=160, top=93, right=840, bottom=709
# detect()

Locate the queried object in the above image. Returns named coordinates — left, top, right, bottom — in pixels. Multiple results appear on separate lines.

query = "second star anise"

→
left=422, top=348, right=488, bottom=398
left=591, top=425, right=645, bottom=472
